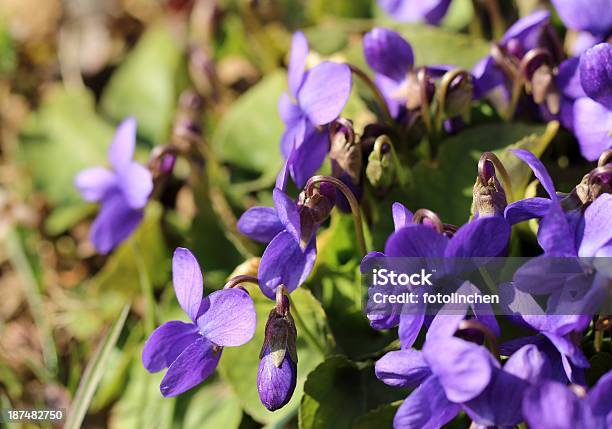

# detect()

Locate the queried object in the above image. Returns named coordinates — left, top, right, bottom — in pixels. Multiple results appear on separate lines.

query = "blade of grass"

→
left=64, top=304, right=130, bottom=429
left=1, top=392, right=23, bottom=429
left=5, top=227, right=58, bottom=377
left=131, top=240, right=155, bottom=335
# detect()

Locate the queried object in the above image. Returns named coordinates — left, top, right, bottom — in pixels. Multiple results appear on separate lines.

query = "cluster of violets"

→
left=74, top=0, right=612, bottom=426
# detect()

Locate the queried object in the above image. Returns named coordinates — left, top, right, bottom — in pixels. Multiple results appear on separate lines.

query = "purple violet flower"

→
left=361, top=203, right=510, bottom=347
left=238, top=187, right=317, bottom=299
left=551, top=0, right=612, bottom=55
left=472, top=10, right=551, bottom=99
left=142, top=248, right=257, bottom=397
left=279, top=32, right=352, bottom=187
left=363, top=27, right=415, bottom=119
left=580, top=43, right=612, bottom=110
left=500, top=282, right=592, bottom=384
left=540, top=44, right=611, bottom=161
left=363, top=27, right=456, bottom=119
left=237, top=163, right=335, bottom=299
left=505, top=149, right=612, bottom=258
left=75, top=118, right=153, bottom=254
left=522, top=371, right=612, bottom=429
left=376, top=0, right=452, bottom=25
left=573, top=43, right=612, bottom=160
left=376, top=334, right=549, bottom=428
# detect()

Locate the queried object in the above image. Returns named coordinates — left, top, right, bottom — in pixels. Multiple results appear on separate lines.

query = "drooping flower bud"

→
left=471, top=152, right=508, bottom=217
left=298, top=183, right=335, bottom=246
left=568, top=150, right=612, bottom=206
left=366, top=135, right=395, bottom=189
left=189, top=46, right=219, bottom=100
left=257, top=291, right=298, bottom=411
left=387, top=67, right=435, bottom=113
left=172, top=90, right=204, bottom=153
left=148, top=145, right=177, bottom=180
left=521, top=49, right=560, bottom=115
left=440, top=69, right=473, bottom=122
left=329, top=118, right=362, bottom=185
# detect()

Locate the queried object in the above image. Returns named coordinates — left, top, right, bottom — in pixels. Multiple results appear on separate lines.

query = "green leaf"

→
left=308, top=214, right=397, bottom=358
left=65, top=304, right=130, bottom=429
left=108, top=356, right=175, bottom=429
left=352, top=401, right=401, bottom=429
left=218, top=285, right=333, bottom=424
left=407, top=122, right=552, bottom=226
left=394, top=23, right=490, bottom=69
left=306, top=0, right=373, bottom=20
left=586, top=352, right=612, bottom=387
left=182, top=379, right=243, bottom=429
left=90, top=202, right=170, bottom=294
left=496, top=121, right=559, bottom=200
left=188, top=179, right=244, bottom=275
left=298, top=356, right=404, bottom=429
left=441, top=0, right=475, bottom=31
left=17, top=85, right=113, bottom=208
left=100, top=23, right=186, bottom=145
left=211, top=71, right=285, bottom=179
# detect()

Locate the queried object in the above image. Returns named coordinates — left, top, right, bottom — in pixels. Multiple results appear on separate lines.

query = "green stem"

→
left=481, top=0, right=506, bottom=40
left=224, top=275, right=259, bottom=289
left=305, top=175, right=368, bottom=255
left=348, top=64, right=394, bottom=125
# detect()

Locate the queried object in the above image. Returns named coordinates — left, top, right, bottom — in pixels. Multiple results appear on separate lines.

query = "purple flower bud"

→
left=579, top=43, right=612, bottom=110
left=149, top=146, right=177, bottom=179
left=472, top=153, right=508, bottom=218
left=257, top=295, right=298, bottom=411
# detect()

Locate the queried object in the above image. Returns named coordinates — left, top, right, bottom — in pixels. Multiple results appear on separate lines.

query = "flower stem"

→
left=598, top=149, right=612, bottom=167
left=412, top=208, right=444, bottom=233
left=347, top=64, right=394, bottom=124
left=223, top=275, right=259, bottom=290
left=417, top=68, right=434, bottom=136
left=480, top=0, right=506, bottom=40
left=594, top=315, right=610, bottom=352
left=305, top=175, right=368, bottom=255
